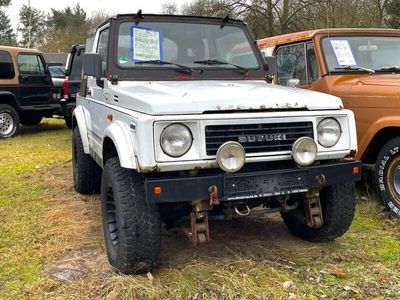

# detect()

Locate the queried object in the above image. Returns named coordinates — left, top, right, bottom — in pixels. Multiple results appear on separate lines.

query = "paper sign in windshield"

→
left=131, top=26, right=162, bottom=62
left=330, top=40, right=356, bottom=66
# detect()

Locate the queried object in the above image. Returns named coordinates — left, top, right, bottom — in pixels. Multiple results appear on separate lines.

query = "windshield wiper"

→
left=334, top=65, right=375, bottom=74
left=378, top=66, right=400, bottom=72
left=193, top=59, right=249, bottom=74
left=135, top=60, right=193, bottom=74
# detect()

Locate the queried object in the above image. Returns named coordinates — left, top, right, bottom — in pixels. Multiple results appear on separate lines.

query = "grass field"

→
left=1, top=119, right=400, bottom=299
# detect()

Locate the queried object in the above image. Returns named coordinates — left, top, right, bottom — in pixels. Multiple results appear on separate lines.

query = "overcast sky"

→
left=5, top=0, right=189, bottom=30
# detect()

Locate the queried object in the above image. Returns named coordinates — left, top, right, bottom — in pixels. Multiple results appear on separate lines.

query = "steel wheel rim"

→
left=105, top=185, right=119, bottom=248
left=0, top=112, right=14, bottom=135
left=386, top=158, right=400, bottom=205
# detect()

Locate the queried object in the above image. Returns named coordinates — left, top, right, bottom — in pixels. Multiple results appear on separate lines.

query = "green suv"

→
left=0, top=46, right=59, bottom=138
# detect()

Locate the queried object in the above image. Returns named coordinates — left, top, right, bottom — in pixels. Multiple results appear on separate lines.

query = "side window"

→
left=0, top=51, right=15, bottom=79
left=97, top=28, right=109, bottom=76
left=276, top=43, right=306, bottom=86
left=17, top=54, right=46, bottom=76
left=307, top=43, right=320, bottom=83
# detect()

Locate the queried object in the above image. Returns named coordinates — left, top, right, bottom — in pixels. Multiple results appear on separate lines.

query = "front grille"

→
left=205, top=122, right=314, bottom=156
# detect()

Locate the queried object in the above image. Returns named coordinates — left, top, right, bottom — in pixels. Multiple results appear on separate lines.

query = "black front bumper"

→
left=145, top=161, right=362, bottom=203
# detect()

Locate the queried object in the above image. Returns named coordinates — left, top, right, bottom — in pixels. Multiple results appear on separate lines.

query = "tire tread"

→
left=101, top=157, right=161, bottom=274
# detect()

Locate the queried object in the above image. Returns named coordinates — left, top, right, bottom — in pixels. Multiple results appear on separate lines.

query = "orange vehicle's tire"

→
left=375, top=137, right=400, bottom=218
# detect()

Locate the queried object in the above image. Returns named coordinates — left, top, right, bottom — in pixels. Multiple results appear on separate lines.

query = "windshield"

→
left=117, top=21, right=259, bottom=69
left=322, top=36, right=400, bottom=72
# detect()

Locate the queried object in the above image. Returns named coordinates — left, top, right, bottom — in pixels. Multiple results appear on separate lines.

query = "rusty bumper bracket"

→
left=180, top=186, right=220, bottom=245
left=181, top=211, right=211, bottom=245
left=304, top=189, right=323, bottom=229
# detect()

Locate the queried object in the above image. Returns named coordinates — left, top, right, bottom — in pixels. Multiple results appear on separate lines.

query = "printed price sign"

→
left=330, top=40, right=356, bottom=66
left=131, top=26, right=163, bottom=62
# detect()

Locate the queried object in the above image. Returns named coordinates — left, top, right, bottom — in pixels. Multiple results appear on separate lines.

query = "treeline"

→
left=163, top=0, right=400, bottom=38
left=1, top=0, right=400, bottom=51
left=0, top=1, right=109, bottom=52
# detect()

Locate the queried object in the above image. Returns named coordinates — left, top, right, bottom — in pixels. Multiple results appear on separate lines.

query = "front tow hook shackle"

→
left=234, top=204, right=251, bottom=216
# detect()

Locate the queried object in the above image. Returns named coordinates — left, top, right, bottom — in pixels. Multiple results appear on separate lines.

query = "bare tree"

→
left=161, top=2, right=179, bottom=14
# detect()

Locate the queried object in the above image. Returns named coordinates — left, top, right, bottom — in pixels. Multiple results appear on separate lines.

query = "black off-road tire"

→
left=101, top=157, right=161, bottom=274
left=72, top=127, right=101, bottom=194
left=20, top=114, right=42, bottom=126
left=0, top=104, right=19, bottom=138
left=65, top=116, right=73, bottom=129
left=281, top=183, right=356, bottom=242
left=375, top=137, right=400, bottom=218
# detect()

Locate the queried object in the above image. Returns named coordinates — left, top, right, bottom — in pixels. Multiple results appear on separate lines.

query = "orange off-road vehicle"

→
left=258, top=29, right=400, bottom=217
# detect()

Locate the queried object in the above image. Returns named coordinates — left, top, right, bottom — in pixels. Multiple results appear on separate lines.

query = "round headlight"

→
left=292, top=137, right=318, bottom=166
left=160, top=123, right=193, bottom=157
left=216, top=142, right=245, bottom=173
left=317, top=118, right=341, bottom=148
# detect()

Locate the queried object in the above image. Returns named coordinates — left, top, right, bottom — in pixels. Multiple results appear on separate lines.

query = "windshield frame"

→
left=319, top=34, right=400, bottom=75
left=107, top=15, right=267, bottom=81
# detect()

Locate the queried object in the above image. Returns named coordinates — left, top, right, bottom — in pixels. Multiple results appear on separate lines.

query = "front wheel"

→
left=0, top=104, right=19, bottom=138
left=375, top=137, right=400, bottom=218
left=101, top=157, right=161, bottom=274
left=281, top=183, right=356, bottom=242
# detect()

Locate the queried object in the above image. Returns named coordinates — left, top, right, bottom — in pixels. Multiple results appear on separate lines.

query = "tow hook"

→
left=208, top=185, right=219, bottom=205
left=233, top=204, right=251, bottom=216
left=304, top=189, right=323, bottom=229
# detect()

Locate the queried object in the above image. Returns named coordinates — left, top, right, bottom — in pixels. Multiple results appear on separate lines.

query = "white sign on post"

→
left=330, top=40, right=356, bottom=66
left=131, top=26, right=162, bottom=62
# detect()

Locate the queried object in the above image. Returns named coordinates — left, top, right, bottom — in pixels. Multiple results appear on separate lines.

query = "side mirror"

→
left=83, top=53, right=102, bottom=79
left=287, top=78, right=300, bottom=88
left=263, top=56, right=277, bottom=76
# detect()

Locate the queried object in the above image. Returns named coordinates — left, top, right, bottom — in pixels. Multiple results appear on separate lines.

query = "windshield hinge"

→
left=133, top=9, right=143, bottom=25
left=220, top=15, right=230, bottom=28
left=110, top=75, right=118, bottom=85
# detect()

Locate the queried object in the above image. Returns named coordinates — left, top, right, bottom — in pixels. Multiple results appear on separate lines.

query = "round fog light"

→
left=216, top=142, right=245, bottom=173
left=292, top=137, right=318, bottom=166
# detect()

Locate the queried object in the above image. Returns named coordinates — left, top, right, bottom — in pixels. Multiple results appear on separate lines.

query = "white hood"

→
left=111, top=80, right=343, bottom=115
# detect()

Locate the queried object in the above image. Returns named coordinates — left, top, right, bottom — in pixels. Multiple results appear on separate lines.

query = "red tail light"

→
left=63, top=79, right=69, bottom=99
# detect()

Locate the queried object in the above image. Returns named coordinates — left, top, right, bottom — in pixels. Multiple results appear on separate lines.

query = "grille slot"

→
left=205, top=122, right=314, bottom=156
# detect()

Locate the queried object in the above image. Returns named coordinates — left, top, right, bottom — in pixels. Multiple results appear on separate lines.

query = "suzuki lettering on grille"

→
left=238, top=134, right=287, bottom=143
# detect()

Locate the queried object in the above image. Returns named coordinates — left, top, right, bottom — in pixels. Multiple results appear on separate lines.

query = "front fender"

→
left=103, top=121, right=137, bottom=169
left=72, top=105, right=90, bottom=154
left=358, top=116, right=400, bottom=159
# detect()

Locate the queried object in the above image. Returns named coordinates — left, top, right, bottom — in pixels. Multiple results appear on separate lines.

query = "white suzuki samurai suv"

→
left=72, top=13, right=361, bottom=274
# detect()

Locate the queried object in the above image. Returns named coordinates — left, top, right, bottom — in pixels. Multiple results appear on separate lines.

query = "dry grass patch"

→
left=2, top=120, right=400, bottom=299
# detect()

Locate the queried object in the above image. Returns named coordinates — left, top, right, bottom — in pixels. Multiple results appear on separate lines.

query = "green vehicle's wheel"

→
left=0, top=104, right=19, bottom=138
